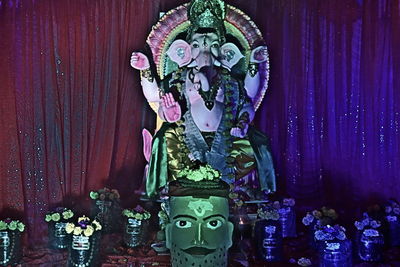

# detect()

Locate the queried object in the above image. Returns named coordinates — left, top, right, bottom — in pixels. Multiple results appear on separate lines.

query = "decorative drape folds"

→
left=0, top=0, right=399, bottom=246
left=0, top=0, right=159, bottom=246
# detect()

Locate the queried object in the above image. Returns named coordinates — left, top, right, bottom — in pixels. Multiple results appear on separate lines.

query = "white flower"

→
left=83, top=225, right=94, bottom=237
left=363, top=229, right=379, bottom=237
left=326, top=242, right=340, bottom=250
left=65, top=223, right=75, bottom=234
left=73, top=226, right=83, bottom=235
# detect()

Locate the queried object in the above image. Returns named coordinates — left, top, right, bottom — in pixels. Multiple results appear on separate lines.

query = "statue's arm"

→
left=130, top=52, right=161, bottom=103
left=230, top=83, right=255, bottom=138
left=244, top=46, right=269, bottom=100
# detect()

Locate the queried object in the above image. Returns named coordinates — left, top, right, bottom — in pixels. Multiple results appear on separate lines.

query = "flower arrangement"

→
left=0, top=219, right=25, bottom=232
left=65, top=216, right=102, bottom=237
left=270, top=198, right=296, bottom=210
left=45, top=207, right=74, bottom=223
left=257, top=206, right=280, bottom=221
left=228, top=191, right=244, bottom=208
left=89, top=187, right=120, bottom=201
left=384, top=199, right=400, bottom=222
left=177, top=164, right=220, bottom=182
left=302, top=207, right=338, bottom=227
left=354, top=213, right=382, bottom=237
left=314, top=224, right=347, bottom=241
left=122, top=205, right=151, bottom=221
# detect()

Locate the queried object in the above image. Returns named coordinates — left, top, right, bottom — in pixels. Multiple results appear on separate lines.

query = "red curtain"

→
left=0, top=0, right=160, bottom=246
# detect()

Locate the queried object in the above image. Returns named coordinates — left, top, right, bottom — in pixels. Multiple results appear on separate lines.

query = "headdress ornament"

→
left=187, top=0, right=226, bottom=42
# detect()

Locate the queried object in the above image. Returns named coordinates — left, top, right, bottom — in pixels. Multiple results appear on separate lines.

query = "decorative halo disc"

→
left=146, top=3, right=269, bottom=111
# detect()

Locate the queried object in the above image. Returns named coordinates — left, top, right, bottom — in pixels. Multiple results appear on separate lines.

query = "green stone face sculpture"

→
left=166, top=195, right=233, bottom=267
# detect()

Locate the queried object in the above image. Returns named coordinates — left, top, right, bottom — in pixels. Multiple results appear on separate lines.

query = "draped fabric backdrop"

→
left=0, top=0, right=399, bottom=247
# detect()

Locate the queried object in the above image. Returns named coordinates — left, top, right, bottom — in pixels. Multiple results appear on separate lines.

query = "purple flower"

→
left=355, top=221, right=364, bottom=230
left=370, top=220, right=381, bottom=228
left=393, top=208, right=400, bottom=215
left=315, top=230, right=327, bottom=241
left=302, top=213, right=314, bottom=226
left=336, top=232, right=347, bottom=240
left=134, top=205, right=145, bottom=213
left=386, top=215, right=397, bottom=222
left=385, top=206, right=392, bottom=214
left=78, top=220, right=90, bottom=229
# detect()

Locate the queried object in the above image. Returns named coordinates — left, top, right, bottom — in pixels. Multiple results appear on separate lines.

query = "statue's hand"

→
left=230, top=124, right=248, bottom=138
left=160, top=93, right=181, bottom=122
left=250, top=46, right=268, bottom=63
left=130, top=52, right=150, bottom=70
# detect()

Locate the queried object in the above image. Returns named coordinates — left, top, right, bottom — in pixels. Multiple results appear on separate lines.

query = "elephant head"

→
left=167, top=32, right=244, bottom=70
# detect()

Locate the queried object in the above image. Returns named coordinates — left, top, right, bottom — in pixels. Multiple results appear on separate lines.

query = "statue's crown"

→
left=188, top=0, right=226, bottom=41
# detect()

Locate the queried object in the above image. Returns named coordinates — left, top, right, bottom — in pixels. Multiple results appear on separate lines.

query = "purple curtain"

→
left=247, top=0, right=400, bottom=213
left=0, top=0, right=399, bottom=247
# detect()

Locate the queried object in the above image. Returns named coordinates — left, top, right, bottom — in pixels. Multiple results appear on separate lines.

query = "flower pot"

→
left=0, top=231, right=22, bottom=266
left=91, top=200, right=121, bottom=233
left=278, top=206, right=296, bottom=238
left=319, top=240, right=352, bottom=267
left=386, top=217, right=400, bottom=247
left=48, top=222, right=70, bottom=249
left=357, top=231, right=384, bottom=262
left=123, top=218, right=149, bottom=248
left=67, top=233, right=100, bottom=267
left=253, top=219, right=283, bottom=262
left=308, top=221, right=322, bottom=250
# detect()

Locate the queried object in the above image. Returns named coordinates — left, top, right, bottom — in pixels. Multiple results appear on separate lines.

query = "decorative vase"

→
left=253, top=219, right=283, bottom=262
left=0, top=231, right=22, bottom=266
left=387, top=218, right=400, bottom=247
left=91, top=200, right=120, bottom=233
left=123, top=218, right=149, bottom=247
left=279, top=206, right=296, bottom=238
left=319, top=240, right=352, bottom=267
left=67, top=233, right=100, bottom=267
left=357, top=231, right=384, bottom=261
left=48, top=222, right=69, bottom=249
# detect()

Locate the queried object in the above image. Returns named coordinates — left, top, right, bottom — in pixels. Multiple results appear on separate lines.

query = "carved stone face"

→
left=166, top=195, right=234, bottom=267
left=190, top=32, right=220, bottom=68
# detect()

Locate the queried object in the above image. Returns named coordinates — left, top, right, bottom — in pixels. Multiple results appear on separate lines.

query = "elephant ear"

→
left=167, top=39, right=192, bottom=67
left=220, top=43, right=244, bottom=69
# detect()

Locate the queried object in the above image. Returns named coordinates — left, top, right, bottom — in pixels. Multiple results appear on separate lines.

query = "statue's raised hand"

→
left=160, top=93, right=181, bottom=122
left=250, top=46, right=268, bottom=63
left=130, top=52, right=150, bottom=70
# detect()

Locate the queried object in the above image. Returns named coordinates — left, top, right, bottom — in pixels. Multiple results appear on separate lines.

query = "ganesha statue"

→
left=131, top=0, right=276, bottom=198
